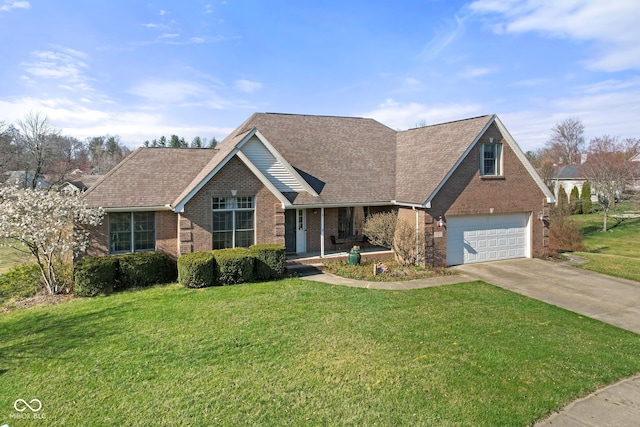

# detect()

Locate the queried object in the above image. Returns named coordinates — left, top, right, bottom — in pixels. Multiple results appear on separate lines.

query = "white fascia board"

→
left=249, top=130, right=319, bottom=197
left=423, top=115, right=496, bottom=207
left=235, top=150, right=293, bottom=207
left=391, top=200, right=429, bottom=209
left=105, top=205, right=173, bottom=212
left=289, top=201, right=392, bottom=209
left=493, top=116, right=556, bottom=203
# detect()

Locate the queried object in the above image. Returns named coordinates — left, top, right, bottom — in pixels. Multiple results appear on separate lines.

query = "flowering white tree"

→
left=0, top=186, right=104, bottom=294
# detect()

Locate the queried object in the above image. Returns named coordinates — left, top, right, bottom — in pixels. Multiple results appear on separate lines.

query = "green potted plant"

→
left=348, top=245, right=361, bottom=266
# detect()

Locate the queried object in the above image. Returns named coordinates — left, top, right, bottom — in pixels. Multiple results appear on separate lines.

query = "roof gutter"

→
left=103, top=205, right=173, bottom=213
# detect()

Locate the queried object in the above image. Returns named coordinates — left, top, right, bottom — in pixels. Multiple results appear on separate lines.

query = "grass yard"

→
left=2, top=280, right=640, bottom=426
left=571, top=212, right=640, bottom=282
left=0, top=243, right=30, bottom=274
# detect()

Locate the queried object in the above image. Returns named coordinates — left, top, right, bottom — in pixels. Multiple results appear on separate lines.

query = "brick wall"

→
left=84, top=210, right=179, bottom=259
left=425, top=123, right=550, bottom=265
left=180, top=156, right=283, bottom=255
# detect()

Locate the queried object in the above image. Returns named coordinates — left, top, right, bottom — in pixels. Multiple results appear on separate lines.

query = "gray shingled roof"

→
left=89, top=113, right=519, bottom=209
left=395, top=115, right=493, bottom=204
left=219, top=113, right=398, bottom=205
left=84, top=148, right=217, bottom=209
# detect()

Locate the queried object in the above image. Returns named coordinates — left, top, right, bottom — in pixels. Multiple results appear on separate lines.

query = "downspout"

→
left=414, top=207, right=419, bottom=266
left=320, top=207, right=325, bottom=258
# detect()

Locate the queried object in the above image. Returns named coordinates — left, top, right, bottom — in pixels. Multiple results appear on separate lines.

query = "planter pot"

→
left=348, top=251, right=361, bottom=266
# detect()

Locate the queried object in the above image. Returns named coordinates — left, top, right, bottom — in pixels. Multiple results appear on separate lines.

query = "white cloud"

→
left=362, top=99, right=483, bottom=130
left=469, top=0, right=640, bottom=71
left=498, top=84, right=640, bottom=152
left=458, top=67, right=496, bottom=78
left=0, top=0, right=30, bottom=12
left=419, top=15, right=465, bottom=60
left=21, top=48, right=92, bottom=91
left=127, top=79, right=241, bottom=110
left=234, top=79, right=262, bottom=93
left=0, top=96, right=233, bottom=148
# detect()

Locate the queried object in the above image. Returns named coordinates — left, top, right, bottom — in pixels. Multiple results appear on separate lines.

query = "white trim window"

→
left=212, top=196, right=255, bottom=249
left=481, top=143, right=502, bottom=176
left=109, top=212, right=155, bottom=253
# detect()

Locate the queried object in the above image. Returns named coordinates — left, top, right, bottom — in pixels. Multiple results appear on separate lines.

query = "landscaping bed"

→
left=324, top=258, right=455, bottom=281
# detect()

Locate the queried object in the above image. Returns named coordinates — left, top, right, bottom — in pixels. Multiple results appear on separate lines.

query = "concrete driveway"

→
left=453, top=258, right=640, bottom=335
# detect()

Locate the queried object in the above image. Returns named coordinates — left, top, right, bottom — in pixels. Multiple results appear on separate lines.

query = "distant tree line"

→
left=143, top=135, right=218, bottom=149
left=0, top=111, right=131, bottom=188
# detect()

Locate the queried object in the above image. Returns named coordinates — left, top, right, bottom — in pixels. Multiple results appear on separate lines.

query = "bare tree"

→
left=546, top=118, right=585, bottom=165
left=17, top=111, right=59, bottom=189
left=527, top=147, right=557, bottom=190
left=581, top=136, right=632, bottom=231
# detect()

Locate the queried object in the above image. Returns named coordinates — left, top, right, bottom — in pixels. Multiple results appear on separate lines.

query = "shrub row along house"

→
left=83, top=113, right=554, bottom=266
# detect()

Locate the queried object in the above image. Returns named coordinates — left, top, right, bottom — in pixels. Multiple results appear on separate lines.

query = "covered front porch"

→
left=283, top=204, right=394, bottom=257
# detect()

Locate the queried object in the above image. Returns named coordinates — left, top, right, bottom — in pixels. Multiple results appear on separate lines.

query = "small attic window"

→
left=480, top=143, right=502, bottom=176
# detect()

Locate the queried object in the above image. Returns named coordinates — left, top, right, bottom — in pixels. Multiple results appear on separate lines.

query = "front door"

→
left=296, top=209, right=306, bottom=253
left=284, top=210, right=296, bottom=253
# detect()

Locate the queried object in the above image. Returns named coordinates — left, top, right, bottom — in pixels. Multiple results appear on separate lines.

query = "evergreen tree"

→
left=557, top=186, right=569, bottom=214
left=570, top=185, right=581, bottom=214
left=581, top=181, right=592, bottom=214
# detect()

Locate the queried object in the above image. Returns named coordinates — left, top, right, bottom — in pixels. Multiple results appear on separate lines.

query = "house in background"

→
left=83, top=113, right=554, bottom=266
left=550, top=164, right=597, bottom=203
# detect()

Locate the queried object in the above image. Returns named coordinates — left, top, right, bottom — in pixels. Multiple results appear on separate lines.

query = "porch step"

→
left=285, top=261, right=325, bottom=277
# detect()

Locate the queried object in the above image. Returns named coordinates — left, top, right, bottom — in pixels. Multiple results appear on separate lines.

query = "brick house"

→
left=83, top=113, right=554, bottom=266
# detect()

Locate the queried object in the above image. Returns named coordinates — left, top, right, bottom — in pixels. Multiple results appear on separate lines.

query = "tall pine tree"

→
left=581, top=181, right=592, bottom=214
left=570, top=185, right=581, bottom=214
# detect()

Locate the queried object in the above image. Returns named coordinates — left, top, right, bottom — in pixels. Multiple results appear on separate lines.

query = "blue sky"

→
left=1, top=0, right=639, bottom=152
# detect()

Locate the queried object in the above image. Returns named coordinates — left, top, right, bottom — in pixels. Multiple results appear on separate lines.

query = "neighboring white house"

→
left=551, top=165, right=597, bottom=203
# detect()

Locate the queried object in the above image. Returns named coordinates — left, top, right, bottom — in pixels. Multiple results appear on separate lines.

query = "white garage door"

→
left=446, top=213, right=530, bottom=265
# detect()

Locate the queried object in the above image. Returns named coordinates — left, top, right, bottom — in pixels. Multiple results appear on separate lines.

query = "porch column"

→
left=320, top=207, right=325, bottom=258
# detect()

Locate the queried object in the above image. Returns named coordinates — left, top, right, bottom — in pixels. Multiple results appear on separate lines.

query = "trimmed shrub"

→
left=178, top=251, right=217, bottom=288
left=117, top=252, right=177, bottom=289
left=0, top=263, right=41, bottom=304
left=213, top=248, right=254, bottom=285
left=250, top=244, right=286, bottom=281
left=549, top=207, right=587, bottom=252
left=74, top=256, right=118, bottom=297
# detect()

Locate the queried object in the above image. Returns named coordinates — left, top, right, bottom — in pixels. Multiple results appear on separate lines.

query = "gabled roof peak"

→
left=402, top=114, right=495, bottom=132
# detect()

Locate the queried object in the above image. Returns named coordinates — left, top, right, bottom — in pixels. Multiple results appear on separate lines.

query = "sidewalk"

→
left=296, top=260, right=640, bottom=426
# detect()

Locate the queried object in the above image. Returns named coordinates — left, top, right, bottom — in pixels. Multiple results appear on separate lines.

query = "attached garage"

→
left=446, top=213, right=530, bottom=265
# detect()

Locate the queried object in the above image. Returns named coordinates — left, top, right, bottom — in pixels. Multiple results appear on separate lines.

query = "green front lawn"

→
left=2, top=280, right=640, bottom=426
left=572, top=213, right=640, bottom=281
left=0, top=243, right=30, bottom=274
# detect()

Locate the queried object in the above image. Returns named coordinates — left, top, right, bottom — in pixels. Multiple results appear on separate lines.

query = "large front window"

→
left=109, top=212, right=155, bottom=254
left=481, top=143, right=502, bottom=176
left=212, top=196, right=255, bottom=249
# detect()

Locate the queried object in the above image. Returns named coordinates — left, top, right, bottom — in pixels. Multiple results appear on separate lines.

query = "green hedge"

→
left=74, top=256, right=118, bottom=297
left=178, top=251, right=217, bottom=288
left=250, top=244, right=286, bottom=281
left=73, top=251, right=177, bottom=297
left=117, top=252, right=177, bottom=290
left=0, top=263, right=41, bottom=304
left=213, top=248, right=254, bottom=285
